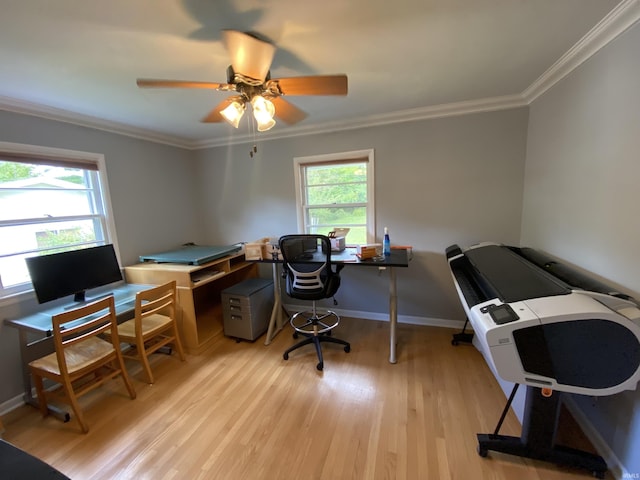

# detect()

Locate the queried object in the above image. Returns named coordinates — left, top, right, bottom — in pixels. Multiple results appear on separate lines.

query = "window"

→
left=0, top=142, right=118, bottom=300
left=294, top=150, right=375, bottom=245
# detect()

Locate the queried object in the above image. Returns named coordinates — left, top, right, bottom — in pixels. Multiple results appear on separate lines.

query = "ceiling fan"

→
left=136, top=30, right=348, bottom=132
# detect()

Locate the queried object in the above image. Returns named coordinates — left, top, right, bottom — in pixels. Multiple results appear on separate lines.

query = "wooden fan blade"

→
left=222, top=30, right=276, bottom=82
left=271, top=97, right=307, bottom=125
left=273, top=75, right=348, bottom=96
left=201, top=98, right=237, bottom=123
left=137, top=78, right=226, bottom=89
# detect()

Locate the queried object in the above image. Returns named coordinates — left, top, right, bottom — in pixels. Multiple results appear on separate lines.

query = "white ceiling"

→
left=0, top=0, right=636, bottom=149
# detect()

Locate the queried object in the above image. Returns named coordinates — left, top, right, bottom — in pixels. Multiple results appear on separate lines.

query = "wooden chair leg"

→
left=62, top=378, right=88, bottom=433
left=140, top=355, right=154, bottom=384
left=136, top=337, right=154, bottom=385
left=31, top=372, right=49, bottom=418
left=172, top=324, right=186, bottom=362
left=114, top=356, right=137, bottom=399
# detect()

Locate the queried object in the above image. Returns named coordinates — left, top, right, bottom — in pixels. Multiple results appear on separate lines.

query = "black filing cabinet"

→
left=221, top=278, right=274, bottom=341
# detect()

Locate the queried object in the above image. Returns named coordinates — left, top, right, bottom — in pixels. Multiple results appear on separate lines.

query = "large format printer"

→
left=445, top=242, right=640, bottom=478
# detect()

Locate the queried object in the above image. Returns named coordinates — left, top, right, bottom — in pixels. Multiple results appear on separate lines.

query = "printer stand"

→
left=477, top=386, right=607, bottom=479
left=451, top=317, right=474, bottom=345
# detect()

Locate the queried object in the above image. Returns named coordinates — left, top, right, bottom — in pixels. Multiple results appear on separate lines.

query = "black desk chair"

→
left=279, top=234, right=350, bottom=371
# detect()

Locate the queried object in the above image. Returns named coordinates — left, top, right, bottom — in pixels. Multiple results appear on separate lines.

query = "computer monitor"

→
left=26, top=244, right=123, bottom=304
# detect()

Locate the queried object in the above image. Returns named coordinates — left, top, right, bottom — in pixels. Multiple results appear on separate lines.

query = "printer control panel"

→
left=481, top=303, right=520, bottom=325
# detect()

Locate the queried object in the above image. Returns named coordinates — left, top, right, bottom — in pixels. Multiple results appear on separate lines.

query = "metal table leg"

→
left=389, top=266, right=398, bottom=363
left=264, top=263, right=286, bottom=345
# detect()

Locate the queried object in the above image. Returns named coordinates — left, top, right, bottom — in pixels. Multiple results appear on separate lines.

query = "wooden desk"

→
left=124, top=252, right=257, bottom=354
left=4, top=282, right=151, bottom=420
left=255, top=247, right=411, bottom=364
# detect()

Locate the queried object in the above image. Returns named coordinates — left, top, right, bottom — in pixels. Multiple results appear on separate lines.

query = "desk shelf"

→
left=124, top=252, right=257, bottom=354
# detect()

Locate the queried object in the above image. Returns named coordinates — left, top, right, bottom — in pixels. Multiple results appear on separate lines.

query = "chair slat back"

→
left=135, top=281, right=176, bottom=323
left=51, top=296, right=118, bottom=375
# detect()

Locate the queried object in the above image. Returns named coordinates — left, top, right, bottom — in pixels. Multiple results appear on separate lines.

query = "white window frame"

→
left=0, top=141, right=120, bottom=305
left=293, top=149, right=375, bottom=244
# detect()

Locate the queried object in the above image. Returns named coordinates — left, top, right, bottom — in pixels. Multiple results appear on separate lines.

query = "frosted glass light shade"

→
left=220, top=100, right=245, bottom=128
left=251, top=95, right=276, bottom=131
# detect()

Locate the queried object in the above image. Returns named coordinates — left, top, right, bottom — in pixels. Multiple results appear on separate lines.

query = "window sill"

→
left=0, top=289, right=35, bottom=308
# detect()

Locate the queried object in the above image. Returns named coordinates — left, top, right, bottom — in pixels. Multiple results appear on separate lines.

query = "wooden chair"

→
left=106, top=281, right=185, bottom=384
left=28, top=296, right=136, bottom=433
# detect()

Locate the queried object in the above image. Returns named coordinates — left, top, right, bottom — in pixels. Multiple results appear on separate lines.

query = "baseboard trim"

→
left=282, top=303, right=465, bottom=330
left=564, top=396, right=627, bottom=479
left=0, top=394, right=26, bottom=417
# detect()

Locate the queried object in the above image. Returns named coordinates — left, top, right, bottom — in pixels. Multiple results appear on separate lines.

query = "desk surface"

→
left=256, top=247, right=410, bottom=267
left=4, top=282, right=151, bottom=336
left=332, top=247, right=410, bottom=267
left=138, top=244, right=242, bottom=265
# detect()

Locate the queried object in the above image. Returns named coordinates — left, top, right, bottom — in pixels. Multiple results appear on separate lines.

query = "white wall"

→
left=522, top=21, right=640, bottom=476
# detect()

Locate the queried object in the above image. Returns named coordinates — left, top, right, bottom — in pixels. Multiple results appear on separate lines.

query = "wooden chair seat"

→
left=104, top=281, right=185, bottom=384
left=28, top=296, right=136, bottom=433
left=108, top=313, right=172, bottom=339
left=29, top=337, right=115, bottom=375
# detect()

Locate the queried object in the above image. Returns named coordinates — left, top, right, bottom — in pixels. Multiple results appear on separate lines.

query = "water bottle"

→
left=383, top=227, right=391, bottom=256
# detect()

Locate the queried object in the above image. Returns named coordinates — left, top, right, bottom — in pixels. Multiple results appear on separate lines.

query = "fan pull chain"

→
left=249, top=111, right=258, bottom=158
left=249, top=111, right=255, bottom=157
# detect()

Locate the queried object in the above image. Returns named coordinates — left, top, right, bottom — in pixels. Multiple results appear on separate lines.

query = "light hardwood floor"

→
left=3, top=318, right=609, bottom=479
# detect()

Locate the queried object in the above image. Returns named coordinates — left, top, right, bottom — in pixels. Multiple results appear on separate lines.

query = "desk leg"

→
left=264, top=263, right=286, bottom=345
left=17, top=331, right=70, bottom=422
left=389, top=266, right=398, bottom=364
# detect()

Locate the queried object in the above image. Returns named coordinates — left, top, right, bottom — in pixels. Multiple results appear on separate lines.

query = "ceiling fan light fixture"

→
left=220, top=99, right=245, bottom=128
left=251, top=95, right=276, bottom=131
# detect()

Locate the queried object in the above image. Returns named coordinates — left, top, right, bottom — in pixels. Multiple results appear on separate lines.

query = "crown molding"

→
left=192, top=94, right=528, bottom=149
left=1, top=1, right=638, bottom=150
left=522, top=0, right=640, bottom=103
left=0, top=95, right=193, bottom=149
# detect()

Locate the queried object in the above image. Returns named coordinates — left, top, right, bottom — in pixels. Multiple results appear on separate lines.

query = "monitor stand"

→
left=64, top=290, right=113, bottom=310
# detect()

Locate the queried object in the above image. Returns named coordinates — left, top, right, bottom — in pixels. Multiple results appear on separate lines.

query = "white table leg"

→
left=389, top=266, right=398, bottom=363
left=264, top=263, right=285, bottom=345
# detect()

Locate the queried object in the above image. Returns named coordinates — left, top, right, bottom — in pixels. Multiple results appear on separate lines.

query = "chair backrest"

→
left=279, top=234, right=341, bottom=301
left=51, top=296, right=119, bottom=376
left=134, top=280, right=177, bottom=328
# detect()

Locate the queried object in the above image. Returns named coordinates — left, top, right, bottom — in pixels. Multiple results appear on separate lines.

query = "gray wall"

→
left=3, top=29, right=636, bottom=471
left=0, top=107, right=528, bottom=407
left=522, top=22, right=640, bottom=475
left=0, top=111, right=203, bottom=403
left=194, top=109, right=528, bottom=321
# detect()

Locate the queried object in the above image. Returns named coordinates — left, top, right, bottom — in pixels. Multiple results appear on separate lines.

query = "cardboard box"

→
left=261, top=240, right=282, bottom=261
left=244, top=237, right=282, bottom=261
left=244, top=240, right=265, bottom=261
left=357, top=244, right=380, bottom=260
left=330, top=236, right=346, bottom=252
